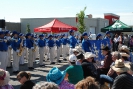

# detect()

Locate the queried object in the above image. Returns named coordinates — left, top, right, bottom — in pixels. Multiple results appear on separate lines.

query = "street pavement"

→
left=7, top=58, right=69, bottom=89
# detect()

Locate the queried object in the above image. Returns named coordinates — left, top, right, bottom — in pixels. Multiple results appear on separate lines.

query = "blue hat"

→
left=97, top=33, right=102, bottom=37
left=82, top=32, right=88, bottom=36
left=106, top=31, right=110, bottom=34
left=46, top=67, right=66, bottom=85
left=39, top=34, right=44, bottom=37
left=0, top=31, right=4, bottom=35
left=5, top=30, right=11, bottom=35
left=19, top=33, right=24, bottom=36
left=12, top=31, right=18, bottom=35
left=48, top=35, right=53, bottom=38
left=69, top=30, right=74, bottom=33
left=26, top=33, right=31, bottom=37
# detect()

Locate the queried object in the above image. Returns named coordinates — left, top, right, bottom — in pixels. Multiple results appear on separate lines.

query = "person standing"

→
left=113, top=34, right=119, bottom=51
left=47, top=35, right=55, bottom=64
left=38, top=34, right=45, bottom=66
left=26, top=33, right=34, bottom=69
left=69, top=30, right=77, bottom=55
left=61, top=34, right=68, bottom=61
left=19, top=33, right=25, bottom=65
left=96, top=33, right=102, bottom=40
left=82, top=32, right=91, bottom=52
left=0, top=31, right=8, bottom=70
left=5, top=30, right=12, bottom=68
left=11, top=31, right=20, bottom=73
left=55, top=35, right=62, bottom=63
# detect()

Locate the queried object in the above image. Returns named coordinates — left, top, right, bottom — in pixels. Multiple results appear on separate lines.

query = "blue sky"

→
left=0, top=0, right=133, bottom=25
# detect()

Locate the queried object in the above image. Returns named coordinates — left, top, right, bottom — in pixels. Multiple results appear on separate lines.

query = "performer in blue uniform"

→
left=55, top=35, right=62, bottom=63
left=5, top=30, right=12, bottom=68
left=18, top=33, right=25, bottom=65
left=82, top=32, right=91, bottom=52
left=96, top=33, right=102, bottom=40
left=26, top=33, right=34, bottom=69
left=0, top=31, right=8, bottom=70
left=11, top=31, right=20, bottom=73
left=69, top=30, right=77, bottom=54
left=61, top=34, right=68, bottom=61
left=47, top=35, right=55, bottom=64
left=38, top=34, right=45, bottom=66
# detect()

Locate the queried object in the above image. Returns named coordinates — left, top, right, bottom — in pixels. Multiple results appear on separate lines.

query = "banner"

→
left=88, top=39, right=111, bottom=61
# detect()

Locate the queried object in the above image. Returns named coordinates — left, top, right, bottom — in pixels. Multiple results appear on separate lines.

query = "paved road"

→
left=7, top=58, right=69, bottom=89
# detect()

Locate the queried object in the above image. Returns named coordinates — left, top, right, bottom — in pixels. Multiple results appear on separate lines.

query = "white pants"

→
left=69, top=48, right=74, bottom=55
left=0, top=51, right=8, bottom=70
left=28, top=49, right=34, bottom=67
left=39, top=47, right=44, bottom=65
left=23, top=47, right=28, bottom=60
left=49, top=47, right=55, bottom=62
left=57, top=47, right=61, bottom=61
left=62, top=45, right=67, bottom=59
left=13, top=50, right=20, bottom=71
left=19, top=49, right=25, bottom=65
left=7, top=48, right=12, bottom=67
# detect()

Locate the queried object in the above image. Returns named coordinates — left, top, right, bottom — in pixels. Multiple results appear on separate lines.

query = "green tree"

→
left=26, top=24, right=31, bottom=33
left=76, top=7, right=87, bottom=34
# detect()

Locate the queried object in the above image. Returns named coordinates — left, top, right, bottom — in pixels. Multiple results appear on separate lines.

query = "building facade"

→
left=20, top=17, right=109, bottom=35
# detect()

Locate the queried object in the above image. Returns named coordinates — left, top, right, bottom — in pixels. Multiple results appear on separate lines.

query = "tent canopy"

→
left=34, top=19, right=77, bottom=33
left=101, top=20, right=132, bottom=32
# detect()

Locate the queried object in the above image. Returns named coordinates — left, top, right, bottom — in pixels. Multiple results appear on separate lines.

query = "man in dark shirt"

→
left=111, top=59, right=133, bottom=89
left=99, top=46, right=113, bottom=74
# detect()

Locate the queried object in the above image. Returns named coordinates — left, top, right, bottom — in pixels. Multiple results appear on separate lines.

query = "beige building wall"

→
left=20, top=17, right=109, bottom=35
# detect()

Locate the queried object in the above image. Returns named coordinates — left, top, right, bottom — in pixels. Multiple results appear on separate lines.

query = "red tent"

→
left=34, top=19, right=77, bottom=33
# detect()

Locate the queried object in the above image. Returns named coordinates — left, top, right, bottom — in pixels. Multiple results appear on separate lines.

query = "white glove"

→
left=16, top=50, right=20, bottom=53
left=7, top=37, right=11, bottom=40
left=4, top=39, right=7, bottom=42
left=31, top=47, right=34, bottom=49
left=9, top=45, right=11, bottom=48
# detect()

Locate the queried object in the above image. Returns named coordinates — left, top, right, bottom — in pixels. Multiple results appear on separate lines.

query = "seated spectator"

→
left=33, top=82, right=59, bottom=89
left=120, top=52, right=130, bottom=63
left=0, top=69, right=14, bottom=89
left=76, top=53, right=84, bottom=65
left=111, top=59, right=133, bottom=89
left=81, top=52, right=99, bottom=79
left=46, top=67, right=75, bottom=89
left=75, top=76, right=99, bottom=89
left=72, top=48, right=79, bottom=56
left=119, top=45, right=133, bottom=62
left=65, top=54, right=84, bottom=84
left=100, top=51, right=121, bottom=88
left=126, top=62, right=133, bottom=76
left=99, top=46, right=113, bottom=74
left=17, top=71, right=35, bottom=89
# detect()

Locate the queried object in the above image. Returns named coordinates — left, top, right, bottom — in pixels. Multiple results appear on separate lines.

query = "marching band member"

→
left=96, top=33, right=102, bottom=40
left=31, top=34, right=38, bottom=63
left=69, top=30, right=77, bottom=55
left=82, top=32, right=91, bottom=52
left=26, top=33, right=34, bottom=69
left=11, top=31, right=20, bottom=73
left=19, top=33, right=25, bottom=65
left=61, top=34, right=68, bottom=61
left=47, top=35, right=55, bottom=64
left=38, top=34, right=45, bottom=66
left=5, top=30, right=12, bottom=68
left=55, top=35, right=62, bottom=63
left=44, top=34, right=49, bottom=60
left=34, top=34, right=39, bottom=61
left=0, top=31, right=8, bottom=70
left=104, top=31, right=111, bottom=40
